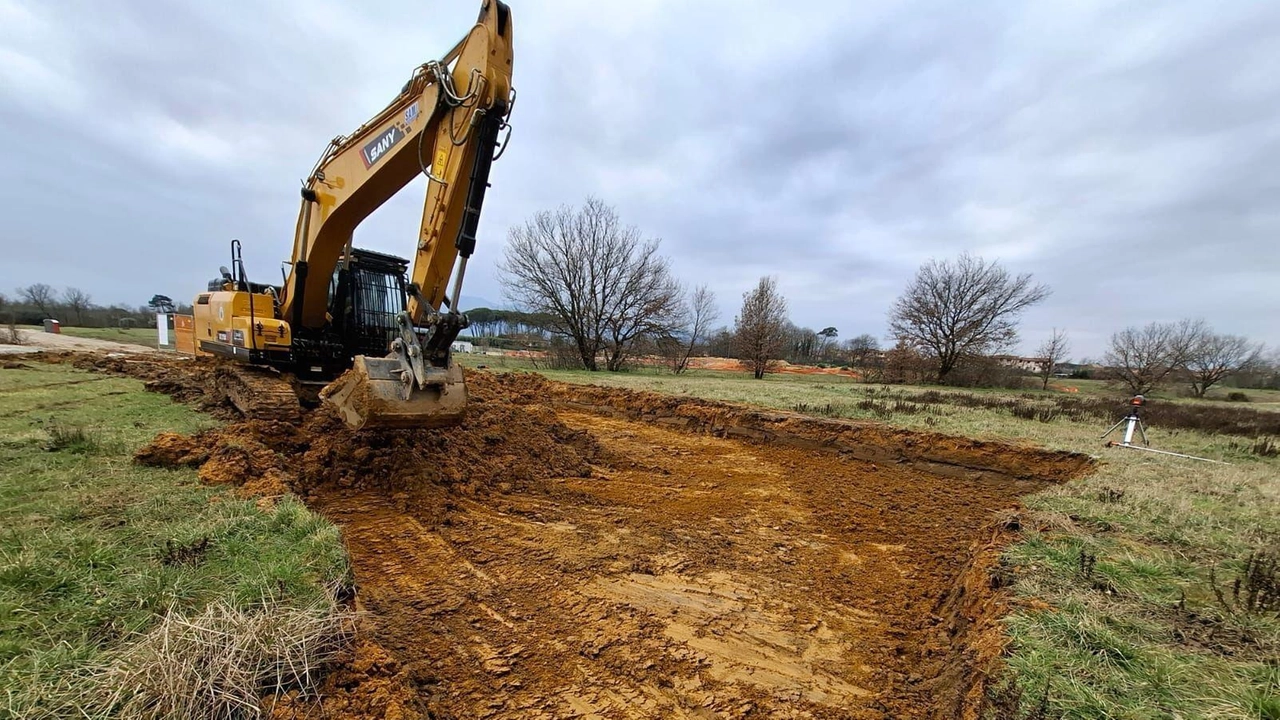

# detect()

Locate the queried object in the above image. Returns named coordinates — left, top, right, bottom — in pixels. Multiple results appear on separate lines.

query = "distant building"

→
left=992, top=355, right=1049, bottom=374
left=451, top=341, right=475, bottom=354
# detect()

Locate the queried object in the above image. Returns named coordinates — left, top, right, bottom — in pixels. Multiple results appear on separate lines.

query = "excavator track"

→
left=212, top=364, right=302, bottom=423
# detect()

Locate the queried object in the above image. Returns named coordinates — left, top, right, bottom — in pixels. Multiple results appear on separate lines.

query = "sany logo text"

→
left=361, top=125, right=406, bottom=169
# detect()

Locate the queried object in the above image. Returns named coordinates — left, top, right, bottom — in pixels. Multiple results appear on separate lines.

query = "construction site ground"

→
left=10, top=346, right=1095, bottom=719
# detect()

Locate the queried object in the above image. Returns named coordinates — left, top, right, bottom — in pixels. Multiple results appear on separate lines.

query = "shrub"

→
left=0, top=315, right=23, bottom=345
left=1226, top=392, right=1250, bottom=402
left=793, top=402, right=840, bottom=417
left=886, top=388, right=1280, bottom=438
left=1010, top=404, right=1037, bottom=421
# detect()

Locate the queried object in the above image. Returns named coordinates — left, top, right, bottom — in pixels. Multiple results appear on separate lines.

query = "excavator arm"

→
left=282, top=0, right=513, bottom=430
left=282, top=0, right=512, bottom=328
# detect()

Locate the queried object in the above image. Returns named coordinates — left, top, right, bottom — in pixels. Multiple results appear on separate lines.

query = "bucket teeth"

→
left=321, top=356, right=466, bottom=430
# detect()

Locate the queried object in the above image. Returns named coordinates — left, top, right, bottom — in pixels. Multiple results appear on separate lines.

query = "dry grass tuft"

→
left=93, top=592, right=357, bottom=720
left=44, top=422, right=103, bottom=453
left=0, top=316, right=23, bottom=344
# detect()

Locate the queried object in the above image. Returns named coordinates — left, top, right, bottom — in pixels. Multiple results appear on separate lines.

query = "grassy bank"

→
left=0, top=362, right=350, bottom=717
left=54, top=326, right=159, bottom=348
left=483, top=359, right=1280, bottom=718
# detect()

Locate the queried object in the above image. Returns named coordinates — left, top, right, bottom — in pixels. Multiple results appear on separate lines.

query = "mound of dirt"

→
left=134, top=421, right=299, bottom=499
left=134, top=372, right=598, bottom=508
left=40, top=351, right=235, bottom=416
left=298, top=373, right=596, bottom=496
left=133, top=432, right=209, bottom=467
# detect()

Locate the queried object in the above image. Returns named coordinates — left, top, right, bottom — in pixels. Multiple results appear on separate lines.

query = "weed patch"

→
left=44, top=422, right=103, bottom=453
left=1211, top=550, right=1280, bottom=617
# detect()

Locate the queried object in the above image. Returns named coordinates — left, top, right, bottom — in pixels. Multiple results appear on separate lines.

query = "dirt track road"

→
left=311, top=410, right=1049, bottom=719
left=0, top=330, right=157, bottom=355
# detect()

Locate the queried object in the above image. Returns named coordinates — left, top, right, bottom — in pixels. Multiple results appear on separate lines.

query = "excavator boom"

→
left=278, top=0, right=513, bottom=430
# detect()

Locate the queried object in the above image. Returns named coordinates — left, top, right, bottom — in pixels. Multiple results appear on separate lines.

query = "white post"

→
left=1121, top=416, right=1136, bottom=446
left=156, top=313, right=169, bottom=346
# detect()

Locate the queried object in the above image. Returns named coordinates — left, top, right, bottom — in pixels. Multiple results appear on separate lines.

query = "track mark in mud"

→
left=94, top=355, right=1089, bottom=719
left=309, top=408, right=1060, bottom=719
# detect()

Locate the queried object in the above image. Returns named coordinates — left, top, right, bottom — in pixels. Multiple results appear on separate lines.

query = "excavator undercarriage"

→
left=211, top=365, right=302, bottom=424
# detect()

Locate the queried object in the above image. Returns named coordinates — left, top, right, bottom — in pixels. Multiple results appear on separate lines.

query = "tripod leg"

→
left=1137, top=420, right=1149, bottom=446
left=1101, top=418, right=1128, bottom=439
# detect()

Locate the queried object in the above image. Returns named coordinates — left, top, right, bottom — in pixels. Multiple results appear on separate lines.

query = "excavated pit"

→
left=40, top=353, right=1095, bottom=718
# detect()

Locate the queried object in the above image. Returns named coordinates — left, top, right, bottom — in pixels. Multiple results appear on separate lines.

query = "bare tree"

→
left=1185, top=332, right=1262, bottom=398
left=17, top=283, right=56, bottom=318
left=63, top=287, right=92, bottom=326
left=499, top=198, right=684, bottom=371
left=1035, top=328, right=1071, bottom=390
left=843, top=334, right=880, bottom=366
left=706, top=327, right=735, bottom=358
left=664, top=285, right=719, bottom=374
left=785, top=324, right=819, bottom=364
left=888, top=254, right=1049, bottom=382
left=734, top=276, right=789, bottom=379
left=1104, top=319, right=1204, bottom=395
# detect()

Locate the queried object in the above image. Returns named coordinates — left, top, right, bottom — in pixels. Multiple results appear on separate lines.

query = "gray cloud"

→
left=1, top=0, right=1277, bottom=358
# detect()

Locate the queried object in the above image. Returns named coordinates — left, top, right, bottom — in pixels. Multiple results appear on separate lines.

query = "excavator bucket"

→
left=320, top=355, right=467, bottom=431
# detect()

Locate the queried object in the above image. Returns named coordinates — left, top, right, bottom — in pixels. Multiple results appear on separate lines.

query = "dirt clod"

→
left=134, top=432, right=208, bottom=467
left=266, top=640, right=424, bottom=720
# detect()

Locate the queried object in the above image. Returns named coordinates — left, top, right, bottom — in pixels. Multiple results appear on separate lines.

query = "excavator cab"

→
left=320, top=249, right=467, bottom=431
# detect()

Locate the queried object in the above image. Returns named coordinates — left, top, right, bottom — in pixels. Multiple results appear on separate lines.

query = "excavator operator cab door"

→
left=327, top=248, right=413, bottom=359
left=319, top=245, right=468, bottom=432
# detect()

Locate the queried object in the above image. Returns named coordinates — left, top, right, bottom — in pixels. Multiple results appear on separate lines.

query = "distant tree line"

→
left=491, top=197, right=1273, bottom=395
left=495, top=198, right=873, bottom=377
left=492, top=199, right=1055, bottom=383
left=461, top=308, right=557, bottom=339
left=1, top=285, right=192, bottom=329
left=1104, top=319, right=1269, bottom=396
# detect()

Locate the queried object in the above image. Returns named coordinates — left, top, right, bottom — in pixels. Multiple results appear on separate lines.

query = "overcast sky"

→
left=2, top=0, right=1277, bottom=359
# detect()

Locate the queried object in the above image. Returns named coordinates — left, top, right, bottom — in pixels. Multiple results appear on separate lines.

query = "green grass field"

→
left=0, top=362, right=349, bottom=717
left=466, top=354, right=1280, bottom=719
left=53, top=326, right=160, bottom=348
left=2, top=350, right=1274, bottom=717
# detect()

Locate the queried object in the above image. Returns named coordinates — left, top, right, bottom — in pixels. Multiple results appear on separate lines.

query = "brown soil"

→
left=40, top=350, right=239, bottom=417
left=688, top=356, right=861, bottom=378
left=265, top=640, right=424, bottom=720
left=77, top=354, right=1096, bottom=718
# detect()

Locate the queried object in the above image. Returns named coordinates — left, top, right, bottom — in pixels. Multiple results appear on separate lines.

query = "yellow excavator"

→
left=190, top=0, right=513, bottom=430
